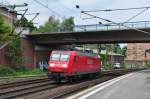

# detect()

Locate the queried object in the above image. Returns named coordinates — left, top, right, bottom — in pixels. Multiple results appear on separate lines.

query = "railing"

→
left=49, top=21, right=150, bottom=33
left=73, top=21, right=150, bottom=32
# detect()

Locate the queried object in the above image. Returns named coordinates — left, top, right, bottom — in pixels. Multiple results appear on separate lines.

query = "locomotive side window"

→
left=50, top=54, right=60, bottom=61
left=60, top=54, right=69, bottom=61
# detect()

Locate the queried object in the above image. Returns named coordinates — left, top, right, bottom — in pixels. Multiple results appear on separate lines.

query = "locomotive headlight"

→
left=62, top=64, right=67, bottom=68
left=50, top=63, right=55, bottom=67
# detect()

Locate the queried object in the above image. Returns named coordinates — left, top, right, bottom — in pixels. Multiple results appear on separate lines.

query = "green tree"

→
left=0, top=14, right=11, bottom=42
left=61, top=17, right=74, bottom=31
left=5, top=36, right=24, bottom=66
left=14, top=16, right=36, bottom=32
left=0, top=13, right=24, bottom=67
left=121, top=46, right=127, bottom=57
left=113, top=44, right=122, bottom=54
left=35, top=16, right=74, bottom=33
left=37, top=16, right=60, bottom=33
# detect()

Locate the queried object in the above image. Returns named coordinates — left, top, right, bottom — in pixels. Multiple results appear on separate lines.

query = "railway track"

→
left=0, top=75, right=47, bottom=85
left=0, top=75, right=46, bottom=79
left=0, top=77, right=49, bottom=89
left=0, top=68, right=146, bottom=99
left=0, top=77, right=59, bottom=99
left=0, top=83, right=58, bottom=99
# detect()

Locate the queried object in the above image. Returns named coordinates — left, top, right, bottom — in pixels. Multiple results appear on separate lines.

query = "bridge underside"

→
left=27, top=28, right=150, bottom=45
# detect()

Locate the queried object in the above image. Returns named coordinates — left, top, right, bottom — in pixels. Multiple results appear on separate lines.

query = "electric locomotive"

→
left=48, top=50, right=101, bottom=82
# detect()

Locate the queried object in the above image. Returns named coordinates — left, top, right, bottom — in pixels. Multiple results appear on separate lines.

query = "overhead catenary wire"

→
left=33, top=0, right=63, bottom=18
left=17, top=12, right=40, bottom=16
left=30, top=13, right=39, bottom=22
left=25, top=13, right=40, bottom=16
left=18, top=13, right=39, bottom=35
left=83, top=6, right=150, bottom=12
left=81, top=11, right=150, bottom=36
left=76, top=5, right=150, bottom=28
left=51, top=0, right=77, bottom=14
left=11, top=8, right=28, bottom=34
left=82, top=17, right=97, bottom=20
left=73, top=2, right=99, bottom=22
left=16, top=9, right=28, bottom=12
left=123, top=8, right=149, bottom=23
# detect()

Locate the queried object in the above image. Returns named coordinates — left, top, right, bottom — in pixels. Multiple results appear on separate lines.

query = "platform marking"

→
left=67, top=73, right=134, bottom=99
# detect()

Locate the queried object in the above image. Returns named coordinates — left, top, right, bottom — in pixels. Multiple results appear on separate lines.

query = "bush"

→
left=5, top=36, right=25, bottom=67
left=0, top=65, right=16, bottom=77
left=102, top=64, right=113, bottom=70
left=14, top=67, right=45, bottom=76
left=0, top=65, right=45, bottom=77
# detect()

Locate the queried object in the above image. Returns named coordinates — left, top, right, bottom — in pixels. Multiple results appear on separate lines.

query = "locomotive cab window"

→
left=50, top=54, right=69, bottom=61
left=60, top=54, right=69, bottom=61
left=50, top=54, right=60, bottom=61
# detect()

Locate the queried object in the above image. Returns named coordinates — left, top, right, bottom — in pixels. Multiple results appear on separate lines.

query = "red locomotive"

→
left=48, top=50, right=101, bottom=82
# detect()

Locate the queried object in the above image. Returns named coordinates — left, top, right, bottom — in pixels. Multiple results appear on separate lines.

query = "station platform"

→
left=68, top=69, right=150, bottom=99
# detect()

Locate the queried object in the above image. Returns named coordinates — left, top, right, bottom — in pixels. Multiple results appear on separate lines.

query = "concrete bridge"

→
left=27, top=21, right=150, bottom=45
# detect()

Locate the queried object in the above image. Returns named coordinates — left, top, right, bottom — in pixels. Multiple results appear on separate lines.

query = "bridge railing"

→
left=73, top=21, right=150, bottom=32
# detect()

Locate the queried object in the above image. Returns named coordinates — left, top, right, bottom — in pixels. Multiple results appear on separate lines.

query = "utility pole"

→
left=1, top=3, right=28, bottom=32
left=6, top=3, right=28, bottom=9
left=17, top=12, right=39, bottom=35
left=11, top=9, right=28, bottom=34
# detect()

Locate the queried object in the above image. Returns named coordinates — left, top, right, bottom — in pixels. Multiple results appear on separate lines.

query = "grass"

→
left=102, top=64, right=113, bottom=71
left=0, top=65, right=46, bottom=77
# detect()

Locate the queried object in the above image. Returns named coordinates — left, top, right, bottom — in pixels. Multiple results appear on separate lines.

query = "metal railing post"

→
left=96, top=24, right=97, bottom=31
left=84, top=25, right=86, bottom=31
left=119, top=23, right=121, bottom=30
left=145, top=21, right=146, bottom=28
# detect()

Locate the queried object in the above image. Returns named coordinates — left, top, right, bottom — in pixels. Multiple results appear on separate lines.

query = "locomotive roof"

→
left=78, top=51, right=98, bottom=56
left=51, top=50, right=98, bottom=57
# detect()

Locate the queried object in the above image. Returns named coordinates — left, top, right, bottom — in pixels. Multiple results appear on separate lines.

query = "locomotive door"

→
left=73, top=56, right=78, bottom=74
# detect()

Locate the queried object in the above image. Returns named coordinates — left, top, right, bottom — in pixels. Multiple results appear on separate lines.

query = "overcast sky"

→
left=2, top=0, right=150, bottom=26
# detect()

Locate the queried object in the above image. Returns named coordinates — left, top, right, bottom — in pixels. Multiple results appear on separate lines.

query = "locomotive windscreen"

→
left=50, top=54, right=60, bottom=61
left=60, top=54, right=69, bottom=61
left=50, top=54, right=69, bottom=61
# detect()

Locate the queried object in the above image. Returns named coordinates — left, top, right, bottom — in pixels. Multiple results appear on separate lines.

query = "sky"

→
left=1, top=0, right=150, bottom=26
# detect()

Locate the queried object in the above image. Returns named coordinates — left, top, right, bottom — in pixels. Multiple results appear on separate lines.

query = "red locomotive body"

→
left=48, top=50, right=101, bottom=81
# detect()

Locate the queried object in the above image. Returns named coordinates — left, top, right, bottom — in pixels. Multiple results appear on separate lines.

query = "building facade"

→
left=107, top=52, right=124, bottom=65
left=125, top=43, right=150, bottom=67
left=0, top=4, right=17, bottom=29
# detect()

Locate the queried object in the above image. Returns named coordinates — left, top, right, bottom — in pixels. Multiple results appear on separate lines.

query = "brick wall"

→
left=0, top=38, right=36, bottom=68
left=0, top=43, right=8, bottom=65
left=21, top=38, right=36, bottom=69
left=0, top=6, right=17, bottom=26
left=126, top=43, right=150, bottom=66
